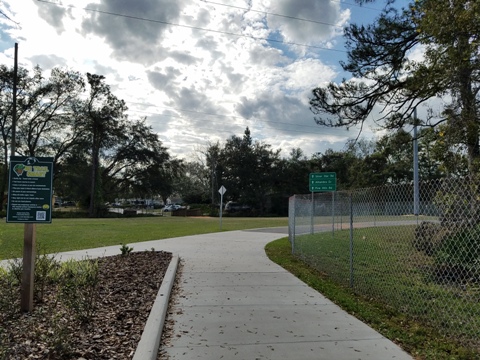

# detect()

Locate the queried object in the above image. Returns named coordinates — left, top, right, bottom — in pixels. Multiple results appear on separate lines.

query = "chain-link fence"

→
left=289, top=178, right=480, bottom=348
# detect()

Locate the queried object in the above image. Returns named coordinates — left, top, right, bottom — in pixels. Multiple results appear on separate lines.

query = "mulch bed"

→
left=1, top=251, right=172, bottom=359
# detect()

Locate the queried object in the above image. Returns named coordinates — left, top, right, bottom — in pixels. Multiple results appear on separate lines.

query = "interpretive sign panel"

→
left=7, top=156, right=54, bottom=223
left=309, top=172, right=336, bottom=192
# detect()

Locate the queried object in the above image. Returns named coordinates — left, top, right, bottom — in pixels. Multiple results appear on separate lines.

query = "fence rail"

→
left=289, top=178, right=480, bottom=348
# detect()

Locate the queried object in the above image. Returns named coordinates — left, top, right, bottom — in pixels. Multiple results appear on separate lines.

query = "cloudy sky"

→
left=0, top=0, right=408, bottom=160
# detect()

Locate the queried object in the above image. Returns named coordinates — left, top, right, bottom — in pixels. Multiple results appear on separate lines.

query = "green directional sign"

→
left=7, top=156, right=54, bottom=223
left=309, top=172, right=336, bottom=192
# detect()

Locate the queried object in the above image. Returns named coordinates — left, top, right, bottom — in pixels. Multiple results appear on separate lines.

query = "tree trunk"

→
left=89, top=129, right=99, bottom=218
left=457, top=36, right=479, bottom=175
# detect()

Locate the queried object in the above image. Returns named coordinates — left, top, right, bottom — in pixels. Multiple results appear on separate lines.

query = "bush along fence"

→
left=288, top=178, right=480, bottom=348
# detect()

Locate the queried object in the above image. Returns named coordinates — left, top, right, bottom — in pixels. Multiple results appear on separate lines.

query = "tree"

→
left=74, top=73, right=128, bottom=217
left=129, top=157, right=184, bottom=206
left=310, top=0, right=480, bottom=173
left=178, top=161, right=210, bottom=204
left=248, top=140, right=281, bottom=213
left=276, top=148, right=312, bottom=195
left=310, top=148, right=359, bottom=189
left=0, top=64, right=26, bottom=208
left=218, top=127, right=280, bottom=213
left=53, top=148, right=91, bottom=205
left=374, top=129, right=414, bottom=184
left=419, top=126, right=468, bottom=177
left=16, top=67, right=85, bottom=158
left=354, top=152, right=389, bottom=188
left=99, top=118, right=173, bottom=201
left=413, top=0, right=480, bottom=172
left=154, top=158, right=185, bottom=206
left=0, top=65, right=183, bottom=215
left=0, top=65, right=84, bottom=209
left=205, top=141, right=222, bottom=205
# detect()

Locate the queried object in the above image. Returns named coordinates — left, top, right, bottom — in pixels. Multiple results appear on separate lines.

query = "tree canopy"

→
left=0, top=65, right=182, bottom=215
left=310, top=0, right=480, bottom=172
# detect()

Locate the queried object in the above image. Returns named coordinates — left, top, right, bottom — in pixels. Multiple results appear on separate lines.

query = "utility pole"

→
left=11, top=42, right=17, bottom=157
left=413, top=108, right=419, bottom=216
left=11, top=43, right=37, bottom=312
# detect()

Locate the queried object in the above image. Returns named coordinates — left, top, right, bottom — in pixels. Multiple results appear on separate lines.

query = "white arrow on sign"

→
left=218, top=185, right=226, bottom=195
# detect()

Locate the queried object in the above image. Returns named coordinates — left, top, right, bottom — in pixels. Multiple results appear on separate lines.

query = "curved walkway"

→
left=3, top=229, right=413, bottom=359
left=147, top=229, right=411, bottom=360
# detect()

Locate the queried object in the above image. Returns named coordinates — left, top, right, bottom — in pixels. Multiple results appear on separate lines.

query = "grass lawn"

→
left=0, top=216, right=288, bottom=260
left=265, top=233, right=480, bottom=360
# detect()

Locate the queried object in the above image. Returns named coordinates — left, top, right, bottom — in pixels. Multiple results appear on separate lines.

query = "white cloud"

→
left=1, top=0, right=371, bottom=160
left=266, top=0, right=348, bottom=44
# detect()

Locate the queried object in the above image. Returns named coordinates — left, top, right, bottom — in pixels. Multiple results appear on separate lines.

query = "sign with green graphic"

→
left=7, top=156, right=54, bottom=223
left=309, top=172, right=336, bottom=192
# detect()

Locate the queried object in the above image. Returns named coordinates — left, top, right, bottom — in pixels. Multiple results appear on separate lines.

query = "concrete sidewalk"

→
left=2, top=229, right=413, bottom=359
left=153, top=229, right=411, bottom=360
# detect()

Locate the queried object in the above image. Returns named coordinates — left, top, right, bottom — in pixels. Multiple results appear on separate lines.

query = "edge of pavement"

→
left=133, top=254, right=179, bottom=360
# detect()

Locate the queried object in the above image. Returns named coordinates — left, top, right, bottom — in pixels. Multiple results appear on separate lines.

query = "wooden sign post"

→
left=21, top=223, right=36, bottom=311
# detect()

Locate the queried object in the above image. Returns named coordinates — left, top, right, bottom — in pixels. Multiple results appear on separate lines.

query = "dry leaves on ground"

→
left=1, top=250, right=172, bottom=360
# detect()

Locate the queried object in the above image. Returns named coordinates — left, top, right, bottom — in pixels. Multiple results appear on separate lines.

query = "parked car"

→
left=224, top=201, right=250, bottom=212
left=162, top=204, right=183, bottom=212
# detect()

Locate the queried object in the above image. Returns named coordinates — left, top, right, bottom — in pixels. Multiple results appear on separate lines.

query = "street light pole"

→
left=413, top=108, right=419, bottom=216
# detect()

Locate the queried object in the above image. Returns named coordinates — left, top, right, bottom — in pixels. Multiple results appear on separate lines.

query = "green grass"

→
left=295, top=226, right=480, bottom=333
left=0, top=216, right=287, bottom=260
left=265, top=235, right=480, bottom=360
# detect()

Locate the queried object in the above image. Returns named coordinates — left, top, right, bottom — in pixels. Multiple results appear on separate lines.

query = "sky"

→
left=0, top=0, right=410, bottom=161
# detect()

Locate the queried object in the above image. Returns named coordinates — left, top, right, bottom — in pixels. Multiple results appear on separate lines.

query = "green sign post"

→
left=309, top=172, right=336, bottom=192
left=7, top=156, right=54, bottom=223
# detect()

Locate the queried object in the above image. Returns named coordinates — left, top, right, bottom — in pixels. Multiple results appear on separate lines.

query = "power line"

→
left=327, top=0, right=384, bottom=12
left=200, top=0, right=383, bottom=26
left=124, top=109, right=338, bottom=141
left=124, top=102, right=330, bottom=136
left=200, top=0, right=344, bottom=29
left=35, top=0, right=347, bottom=53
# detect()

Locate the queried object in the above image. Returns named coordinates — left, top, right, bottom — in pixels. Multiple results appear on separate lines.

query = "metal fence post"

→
left=310, top=192, right=314, bottom=235
left=332, top=191, right=335, bottom=236
left=291, top=196, right=295, bottom=254
left=349, top=192, right=354, bottom=288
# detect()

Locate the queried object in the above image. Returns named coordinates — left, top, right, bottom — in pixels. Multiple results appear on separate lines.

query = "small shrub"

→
left=413, top=221, right=448, bottom=255
left=120, top=244, right=133, bottom=256
left=0, top=268, right=19, bottom=358
left=0, top=267, right=19, bottom=322
left=51, top=210, right=89, bottom=219
left=32, top=306, right=75, bottom=359
left=46, top=315, right=74, bottom=358
left=6, top=257, right=23, bottom=284
left=122, top=209, right=137, bottom=217
left=434, top=183, right=480, bottom=228
left=34, top=245, right=61, bottom=302
left=209, top=208, right=219, bottom=217
left=58, top=258, right=100, bottom=323
left=433, top=226, right=480, bottom=283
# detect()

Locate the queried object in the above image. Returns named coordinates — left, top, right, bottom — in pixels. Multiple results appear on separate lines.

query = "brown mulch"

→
left=1, top=251, right=172, bottom=360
